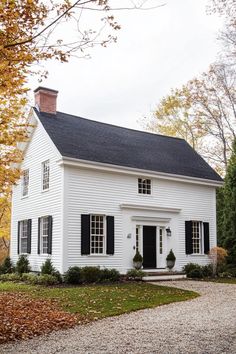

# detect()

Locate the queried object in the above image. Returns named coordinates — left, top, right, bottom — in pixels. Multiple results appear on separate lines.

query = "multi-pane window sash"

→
left=42, top=160, right=50, bottom=191
left=192, top=221, right=202, bottom=254
left=159, top=228, right=163, bottom=254
left=22, top=169, right=29, bottom=197
left=90, top=215, right=105, bottom=254
left=138, top=178, right=151, bottom=195
left=20, top=220, right=28, bottom=253
left=136, top=226, right=140, bottom=252
left=40, top=216, right=49, bottom=254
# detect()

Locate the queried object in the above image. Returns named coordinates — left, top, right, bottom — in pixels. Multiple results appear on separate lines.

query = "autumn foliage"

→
left=208, top=246, right=228, bottom=275
left=0, top=0, right=120, bottom=259
left=0, top=292, right=79, bottom=344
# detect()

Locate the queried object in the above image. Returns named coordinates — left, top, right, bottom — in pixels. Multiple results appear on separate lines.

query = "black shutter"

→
left=17, top=221, right=21, bottom=254
left=38, top=218, right=41, bottom=254
left=203, top=222, right=210, bottom=254
left=106, top=216, right=114, bottom=255
left=185, top=221, right=193, bottom=255
left=81, top=214, right=90, bottom=255
left=48, top=216, right=53, bottom=254
left=27, top=219, right=32, bottom=254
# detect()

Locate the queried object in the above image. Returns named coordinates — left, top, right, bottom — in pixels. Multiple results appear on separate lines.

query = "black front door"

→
left=143, top=226, right=156, bottom=268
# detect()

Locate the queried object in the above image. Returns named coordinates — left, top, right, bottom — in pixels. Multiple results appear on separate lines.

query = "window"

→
left=185, top=221, right=209, bottom=255
left=22, top=169, right=29, bottom=197
left=40, top=216, right=50, bottom=254
left=90, top=215, right=105, bottom=254
left=138, top=178, right=151, bottom=194
left=136, top=226, right=140, bottom=251
left=42, top=160, right=50, bottom=191
left=159, top=228, right=163, bottom=254
left=19, top=220, right=29, bottom=253
left=192, top=221, right=203, bottom=254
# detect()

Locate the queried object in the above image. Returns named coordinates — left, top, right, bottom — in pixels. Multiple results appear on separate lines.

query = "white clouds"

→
left=28, top=0, right=223, bottom=129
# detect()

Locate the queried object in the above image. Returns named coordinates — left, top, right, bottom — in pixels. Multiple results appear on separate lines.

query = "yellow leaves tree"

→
left=0, top=197, right=11, bottom=263
left=0, top=0, right=121, bottom=259
left=0, top=1, right=159, bottom=258
left=1, top=0, right=121, bottom=196
left=145, top=63, right=236, bottom=176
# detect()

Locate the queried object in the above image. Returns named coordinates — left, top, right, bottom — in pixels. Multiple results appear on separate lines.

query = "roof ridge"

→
left=55, top=110, right=185, bottom=142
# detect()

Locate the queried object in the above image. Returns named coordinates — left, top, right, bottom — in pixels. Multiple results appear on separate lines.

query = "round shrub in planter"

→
left=64, top=266, right=82, bottom=284
left=166, top=249, right=176, bottom=270
left=133, top=251, right=143, bottom=270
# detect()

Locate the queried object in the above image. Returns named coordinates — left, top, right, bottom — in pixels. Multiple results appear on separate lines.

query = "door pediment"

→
left=131, top=216, right=170, bottom=223
left=120, top=204, right=181, bottom=213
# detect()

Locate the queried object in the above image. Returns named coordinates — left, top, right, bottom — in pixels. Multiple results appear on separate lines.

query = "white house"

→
left=10, top=87, right=223, bottom=274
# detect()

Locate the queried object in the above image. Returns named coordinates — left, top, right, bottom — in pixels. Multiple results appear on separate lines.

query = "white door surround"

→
left=135, top=221, right=169, bottom=269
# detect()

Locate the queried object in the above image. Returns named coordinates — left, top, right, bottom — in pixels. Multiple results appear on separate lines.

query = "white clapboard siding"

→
left=63, top=166, right=216, bottom=273
left=11, top=113, right=217, bottom=274
left=10, top=119, right=63, bottom=272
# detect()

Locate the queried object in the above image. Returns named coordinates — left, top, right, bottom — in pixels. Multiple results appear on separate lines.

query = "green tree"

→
left=222, top=139, right=236, bottom=264
left=216, top=187, right=225, bottom=246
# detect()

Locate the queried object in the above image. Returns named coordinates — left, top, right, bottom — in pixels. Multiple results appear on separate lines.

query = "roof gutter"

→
left=58, top=156, right=224, bottom=187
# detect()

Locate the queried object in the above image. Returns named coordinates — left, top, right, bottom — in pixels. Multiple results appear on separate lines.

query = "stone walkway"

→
left=1, top=281, right=236, bottom=354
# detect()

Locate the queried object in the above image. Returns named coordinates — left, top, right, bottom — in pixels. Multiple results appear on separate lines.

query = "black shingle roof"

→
left=34, top=108, right=222, bottom=182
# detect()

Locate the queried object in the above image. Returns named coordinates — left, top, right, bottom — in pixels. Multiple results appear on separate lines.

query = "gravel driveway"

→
left=1, top=281, right=236, bottom=354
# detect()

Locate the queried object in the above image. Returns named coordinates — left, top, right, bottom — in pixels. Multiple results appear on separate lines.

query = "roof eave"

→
left=58, top=156, right=223, bottom=187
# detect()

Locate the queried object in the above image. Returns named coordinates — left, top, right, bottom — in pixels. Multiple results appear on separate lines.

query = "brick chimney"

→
left=34, top=87, right=58, bottom=114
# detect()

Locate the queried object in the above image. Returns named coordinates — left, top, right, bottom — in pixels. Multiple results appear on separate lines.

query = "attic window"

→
left=138, top=178, right=151, bottom=195
left=42, top=160, right=50, bottom=191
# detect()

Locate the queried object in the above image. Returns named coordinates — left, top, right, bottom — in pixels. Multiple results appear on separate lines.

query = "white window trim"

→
left=19, top=220, right=29, bottom=254
left=137, top=178, right=152, bottom=196
left=21, top=169, right=29, bottom=198
left=41, top=160, right=50, bottom=192
left=40, top=216, right=50, bottom=255
left=90, top=214, right=106, bottom=255
left=191, top=221, right=204, bottom=255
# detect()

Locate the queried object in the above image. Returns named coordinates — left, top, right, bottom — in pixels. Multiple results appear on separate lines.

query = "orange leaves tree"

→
left=0, top=0, right=123, bottom=259
left=0, top=0, right=159, bottom=257
left=0, top=0, right=122, bottom=196
left=208, top=246, right=228, bottom=275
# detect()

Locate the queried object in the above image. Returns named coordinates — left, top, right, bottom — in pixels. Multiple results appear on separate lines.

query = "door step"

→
left=143, top=273, right=186, bottom=282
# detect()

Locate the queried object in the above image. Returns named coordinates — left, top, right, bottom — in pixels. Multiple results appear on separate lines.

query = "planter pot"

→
left=166, top=260, right=175, bottom=270
left=133, top=261, right=142, bottom=270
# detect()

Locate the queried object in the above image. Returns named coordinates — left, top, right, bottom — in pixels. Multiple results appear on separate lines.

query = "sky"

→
left=28, top=0, right=223, bottom=130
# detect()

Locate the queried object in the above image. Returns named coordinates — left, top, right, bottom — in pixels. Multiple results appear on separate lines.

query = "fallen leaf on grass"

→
left=0, top=292, right=81, bottom=344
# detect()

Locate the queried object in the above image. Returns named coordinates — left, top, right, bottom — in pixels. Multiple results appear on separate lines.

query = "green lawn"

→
left=0, top=282, right=198, bottom=321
